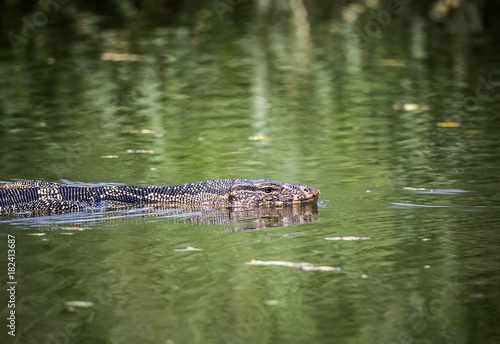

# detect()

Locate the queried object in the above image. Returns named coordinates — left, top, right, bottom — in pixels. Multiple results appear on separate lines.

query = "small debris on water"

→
left=174, top=247, right=202, bottom=252
left=264, top=300, right=279, bottom=306
left=422, top=238, right=431, bottom=241
left=361, top=274, right=368, bottom=279
left=126, top=149, right=155, bottom=154
left=393, top=103, right=429, bottom=111
left=64, top=227, right=85, bottom=231
left=325, top=236, right=370, bottom=241
left=403, top=104, right=421, bottom=111
left=424, top=265, right=431, bottom=269
left=101, top=52, right=142, bottom=62
left=28, top=233, right=46, bottom=236
left=129, top=129, right=157, bottom=135
left=60, top=233, right=75, bottom=235
left=248, top=135, right=270, bottom=141
left=245, top=259, right=340, bottom=271
left=403, top=187, right=427, bottom=191
left=470, top=293, right=484, bottom=298
left=66, top=301, right=93, bottom=307
left=436, top=122, right=461, bottom=128
left=65, top=301, right=94, bottom=312
left=463, top=130, right=483, bottom=134
left=101, top=155, right=119, bottom=159
left=128, top=129, right=163, bottom=138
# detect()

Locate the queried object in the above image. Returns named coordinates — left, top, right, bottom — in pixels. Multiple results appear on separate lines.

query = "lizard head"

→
left=228, top=179, right=320, bottom=206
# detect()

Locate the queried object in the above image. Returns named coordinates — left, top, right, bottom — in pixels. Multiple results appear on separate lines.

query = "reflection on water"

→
left=1, top=202, right=319, bottom=231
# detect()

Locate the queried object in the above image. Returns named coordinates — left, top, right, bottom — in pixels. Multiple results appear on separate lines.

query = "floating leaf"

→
left=65, top=301, right=94, bottom=312
left=264, top=300, right=279, bottom=305
left=393, top=103, right=429, bottom=111
left=126, top=150, right=155, bottom=154
left=248, top=135, right=270, bottom=141
left=65, top=227, right=85, bottom=231
left=65, top=301, right=94, bottom=308
left=174, top=247, right=202, bottom=252
left=245, top=259, right=340, bottom=271
left=101, top=53, right=142, bottom=62
left=436, top=122, right=460, bottom=128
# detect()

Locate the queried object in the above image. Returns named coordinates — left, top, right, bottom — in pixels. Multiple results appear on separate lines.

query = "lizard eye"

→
left=263, top=187, right=274, bottom=194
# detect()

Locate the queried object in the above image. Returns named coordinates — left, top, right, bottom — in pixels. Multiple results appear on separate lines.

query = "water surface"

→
left=1, top=1, right=500, bottom=343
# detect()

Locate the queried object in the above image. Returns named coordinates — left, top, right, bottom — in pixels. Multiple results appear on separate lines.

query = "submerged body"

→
left=0, top=179, right=320, bottom=217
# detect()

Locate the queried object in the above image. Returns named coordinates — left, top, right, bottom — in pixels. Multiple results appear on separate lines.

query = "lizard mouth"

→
left=275, top=188, right=321, bottom=205
left=312, top=188, right=321, bottom=198
left=297, top=187, right=321, bottom=203
left=292, top=189, right=321, bottom=204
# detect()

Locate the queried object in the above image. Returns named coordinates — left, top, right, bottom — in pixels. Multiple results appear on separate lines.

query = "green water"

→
left=1, top=1, right=500, bottom=343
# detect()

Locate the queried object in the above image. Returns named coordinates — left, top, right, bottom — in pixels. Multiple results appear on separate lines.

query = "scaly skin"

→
left=0, top=179, right=320, bottom=216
